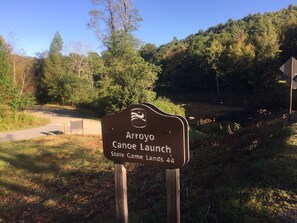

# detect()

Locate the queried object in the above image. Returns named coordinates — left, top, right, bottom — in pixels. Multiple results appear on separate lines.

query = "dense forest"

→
left=141, top=5, right=297, bottom=106
left=1, top=4, right=297, bottom=116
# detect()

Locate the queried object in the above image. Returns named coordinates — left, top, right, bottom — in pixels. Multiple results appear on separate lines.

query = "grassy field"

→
left=0, top=113, right=296, bottom=222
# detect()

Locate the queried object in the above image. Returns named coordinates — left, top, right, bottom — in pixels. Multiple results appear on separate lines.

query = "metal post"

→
left=289, top=58, right=294, bottom=122
left=166, top=168, right=180, bottom=223
left=115, top=163, right=128, bottom=223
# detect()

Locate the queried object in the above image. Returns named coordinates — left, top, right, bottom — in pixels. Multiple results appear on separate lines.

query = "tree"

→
left=41, top=31, right=66, bottom=103
left=0, top=36, right=35, bottom=113
left=44, top=31, right=64, bottom=80
left=11, top=55, right=37, bottom=95
left=223, top=26, right=256, bottom=92
left=87, top=51, right=105, bottom=84
left=89, top=0, right=142, bottom=46
left=89, top=0, right=159, bottom=114
left=139, top=43, right=158, bottom=63
left=206, top=36, right=225, bottom=97
left=249, top=15, right=281, bottom=91
left=0, top=36, right=13, bottom=107
left=64, top=41, right=94, bottom=81
left=280, top=24, right=297, bottom=60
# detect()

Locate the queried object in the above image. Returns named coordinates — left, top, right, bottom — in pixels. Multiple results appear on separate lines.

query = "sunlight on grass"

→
left=1, top=115, right=297, bottom=222
left=0, top=135, right=114, bottom=222
left=244, top=188, right=297, bottom=216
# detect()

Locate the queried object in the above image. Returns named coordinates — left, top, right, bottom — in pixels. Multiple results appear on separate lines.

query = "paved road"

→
left=0, top=124, right=63, bottom=142
left=0, top=106, right=102, bottom=142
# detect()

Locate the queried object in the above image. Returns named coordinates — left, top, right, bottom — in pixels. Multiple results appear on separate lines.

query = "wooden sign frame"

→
left=102, top=103, right=189, bottom=169
left=101, top=103, right=189, bottom=223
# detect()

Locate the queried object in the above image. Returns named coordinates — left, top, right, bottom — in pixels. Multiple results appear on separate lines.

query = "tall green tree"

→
left=0, top=36, right=13, bottom=107
left=44, top=31, right=64, bottom=79
left=249, top=15, right=281, bottom=91
left=89, top=0, right=159, bottom=114
left=223, top=26, right=255, bottom=92
left=41, top=31, right=66, bottom=103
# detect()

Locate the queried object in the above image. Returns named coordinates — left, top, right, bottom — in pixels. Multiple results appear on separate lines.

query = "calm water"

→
left=180, top=102, right=254, bottom=125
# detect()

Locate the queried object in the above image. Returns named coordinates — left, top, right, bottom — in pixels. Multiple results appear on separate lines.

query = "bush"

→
left=151, top=97, right=185, bottom=116
left=91, top=96, right=185, bottom=117
left=9, top=92, right=36, bottom=113
left=0, top=112, right=34, bottom=131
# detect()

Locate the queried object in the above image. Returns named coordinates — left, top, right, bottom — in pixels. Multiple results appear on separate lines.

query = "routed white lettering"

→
left=127, top=153, right=144, bottom=160
left=125, top=131, right=155, bottom=142
left=112, top=141, right=137, bottom=150
left=140, top=143, right=171, bottom=154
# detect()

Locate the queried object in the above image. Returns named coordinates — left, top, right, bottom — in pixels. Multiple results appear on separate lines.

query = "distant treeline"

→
left=140, top=5, right=297, bottom=97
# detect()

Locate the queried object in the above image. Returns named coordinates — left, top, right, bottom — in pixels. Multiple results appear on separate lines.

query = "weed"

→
left=0, top=111, right=49, bottom=132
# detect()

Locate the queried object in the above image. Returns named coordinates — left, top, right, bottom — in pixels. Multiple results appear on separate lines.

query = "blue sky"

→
left=0, top=0, right=296, bottom=56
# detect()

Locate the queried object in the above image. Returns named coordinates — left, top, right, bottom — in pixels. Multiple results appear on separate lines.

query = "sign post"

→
left=290, top=59, right=294, bottom=122
left=114, top=162, right=128, bottom=223
left=280, top=57, right=297, bottom=122
left=101, top=103, right=189, bottom=223
left=166, top=168, right=180, bottom=223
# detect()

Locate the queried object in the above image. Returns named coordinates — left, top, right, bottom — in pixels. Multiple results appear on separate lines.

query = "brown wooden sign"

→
left=102, top=103, right=189, bottom=169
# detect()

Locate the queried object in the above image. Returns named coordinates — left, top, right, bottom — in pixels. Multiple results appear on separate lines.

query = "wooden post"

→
left=114, top=163, right=128, bottom=223
left=289, top=58, right=294, bottom=122
left=166, top=168, right=180, bottom=223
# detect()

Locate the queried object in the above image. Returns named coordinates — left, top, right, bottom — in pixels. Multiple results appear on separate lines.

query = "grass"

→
left=0, top=113, right=296, bottom=222
left=0, top=111, right=49, bottom=132
left=183, top=114, right=297, bottom=222
left=0, top=135, right=113, bottom=223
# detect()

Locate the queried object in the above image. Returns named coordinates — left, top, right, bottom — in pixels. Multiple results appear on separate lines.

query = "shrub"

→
left=0, top=112, right=34, bottom=131
left=9, top=91, right=36, bottom=113
left=151, top=97, right=185, bottom=116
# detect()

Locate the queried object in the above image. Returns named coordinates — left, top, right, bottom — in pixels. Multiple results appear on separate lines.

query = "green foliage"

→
left=39, top=32, right=97, bottom=106
left=0, top=110, right=48, bottom=132
left=139, top=43, right=158, bottom=63
left=151, top=97, right=185, bottom=116
left=44, top=32, right=65, bottom=80
left=0, top=36, right=35, bottom=115
left=0, top=36, right=13, bottom=107
left=8, top=91, right=36, bottom=113
left=280, top=22, right=297, bottom=60
left=40, top=31, right=66, bottom=103
left=95, top=33, right=160, bottom=114
left=145, top=5, right=297, bottom=100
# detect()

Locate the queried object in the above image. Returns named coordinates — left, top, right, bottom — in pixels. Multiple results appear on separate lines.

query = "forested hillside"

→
left=140, top=5, right=297, bottom=104
left=1, top=5, right=297, bottom=115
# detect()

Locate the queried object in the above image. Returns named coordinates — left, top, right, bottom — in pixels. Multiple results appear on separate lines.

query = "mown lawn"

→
left=0, top=114, right=296, bottom=222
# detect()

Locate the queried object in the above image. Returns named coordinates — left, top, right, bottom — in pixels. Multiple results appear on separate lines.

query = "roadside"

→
left=0, top=105, right=102, bottom=142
